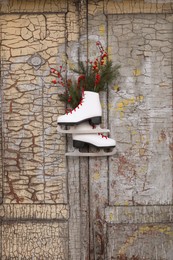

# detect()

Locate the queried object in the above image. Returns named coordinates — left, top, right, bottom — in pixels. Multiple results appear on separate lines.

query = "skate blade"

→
left=57, top=125, right=110, bottom=134
left=65, top=148, right=116, bottom=157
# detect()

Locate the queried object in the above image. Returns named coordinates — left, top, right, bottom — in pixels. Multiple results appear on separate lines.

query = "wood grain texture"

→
left=66, top=1, right=81, bottom=260
left=88, top=2, right=109, bottom=259
left=107, top=223, right=173, bottom=259
left=0, top=204, right=69, bottom=220
left=104, top=0, right=173, bottom=14
left=105, top=205, right=173, bottom=224
left=0, top=0, right=67, bottom=13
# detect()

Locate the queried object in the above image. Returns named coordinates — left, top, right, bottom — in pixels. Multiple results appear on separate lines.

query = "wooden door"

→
left=87, top=1, right=173, bottom=259
left=0, top=0, right=173, bottom=259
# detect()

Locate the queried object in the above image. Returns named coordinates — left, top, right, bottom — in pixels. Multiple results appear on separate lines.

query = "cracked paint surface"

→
left=0, top=0, right=173, bottom=259
left=107, top=224, right=173, bottom=259
left=87, top=5, right=173, bottom=259
left=108, top=14, right=173, bottom=206
left=2, top=221, right=68, bottom=259
left=1, top=14, right=67, bottom=204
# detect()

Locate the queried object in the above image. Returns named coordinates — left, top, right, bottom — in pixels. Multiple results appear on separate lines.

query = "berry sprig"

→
left=50, top=66, right=65, bottom=86
left=50, top=65, right=83, bottom=109
left=50, top=41, right=120, bottom=109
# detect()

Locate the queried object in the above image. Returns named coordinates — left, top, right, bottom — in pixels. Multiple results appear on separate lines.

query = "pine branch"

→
left=51, top=41, right=121, bottom=109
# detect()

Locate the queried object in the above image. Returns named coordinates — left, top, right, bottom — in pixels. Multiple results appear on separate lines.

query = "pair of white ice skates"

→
left=57, top=91, right=116, bottom=156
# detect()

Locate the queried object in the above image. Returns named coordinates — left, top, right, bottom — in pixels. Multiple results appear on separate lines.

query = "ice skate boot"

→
left=58, top=91, right=102, bottom=133
left=66, top=131, right=116, bottom=157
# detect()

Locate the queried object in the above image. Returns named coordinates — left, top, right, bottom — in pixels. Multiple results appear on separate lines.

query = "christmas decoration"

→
left=50, top=41, right=120, bottom=110
left=50, top=41, right=119, bottom=157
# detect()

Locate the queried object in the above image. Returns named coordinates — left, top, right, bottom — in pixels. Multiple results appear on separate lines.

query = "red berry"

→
left=102, top=53, right=107, bottom=58
left=78, top=75, right=85, bottom=83
left=68, top=96, right=72, bottom=102
left=50, top=68, right=55, bottom=73
left=52, top=79, right=57, bottom=84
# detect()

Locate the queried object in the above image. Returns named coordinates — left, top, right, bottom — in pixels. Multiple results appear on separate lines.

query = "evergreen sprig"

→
left=73, top=59, right=120, bottom=93
left=50, top=41, right=120, bottom=109
left=59, top=83, right=83, bottom=110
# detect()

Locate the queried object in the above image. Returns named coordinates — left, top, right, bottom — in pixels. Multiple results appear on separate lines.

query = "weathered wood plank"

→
left=107, top=223, right=173, bottom=259
left=0, top=0, right=67, bottom=13
left=105, top=205, right=173, bottom=224
left=78, top=1, right=90, bottom=259
left=66, top=157, right=81, bottom=260
left=108, top=14, right=173, bottom=206
left=0, top=204, right=69, bottom=220
left=2, top=221, right=68, bottom=259
left=1, top=13, right=67, bottom=204
left=88, top=2, right=110, bottom=259
left=106, top=12, right=173, bottom=260
left=0, top=10, right=69, bottom=259
left=0, top=45, right=2, bottom=204
left=104, top=0, right=173, bottom=14
left=66, top=1, right=81, bottom=260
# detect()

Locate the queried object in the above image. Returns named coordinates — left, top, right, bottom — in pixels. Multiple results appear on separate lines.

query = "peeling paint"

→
left=118, top=225, right=173, bottom=255
left=133, top=69, right=141, bottom=76
left=99, top=24, right=105, bottom=35
left=93, top=171, right=101, bottom=181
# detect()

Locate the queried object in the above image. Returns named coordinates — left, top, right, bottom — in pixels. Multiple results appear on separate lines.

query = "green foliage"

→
left=51, top=41, right=120, bottom=109
left=58, top=83, right=83, bottom=109
left=73, top=60, right=120, bottom=93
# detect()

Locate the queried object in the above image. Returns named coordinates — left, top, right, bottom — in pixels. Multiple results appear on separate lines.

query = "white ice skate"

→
left=58, top=91, right=104, bottom=134
left=66, top=130, right=116, bottom=157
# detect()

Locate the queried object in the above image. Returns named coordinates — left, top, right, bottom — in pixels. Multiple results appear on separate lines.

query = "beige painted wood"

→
left=0, top=0, right=67, bottom=13
left=0, top=13, right=67, bottom=204
left=0, top=1, right=69, bottom=258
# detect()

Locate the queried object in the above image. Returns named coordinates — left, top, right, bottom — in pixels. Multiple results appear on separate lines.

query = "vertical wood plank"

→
left=79, top=0, right=90, bottom=260
left=0, top=22, right=2, bottom=204
left=66, top=1, right=81, bottom=259
left=87, top=1, right=109, bottom=259
left=78, top=1, right=90, bottom=259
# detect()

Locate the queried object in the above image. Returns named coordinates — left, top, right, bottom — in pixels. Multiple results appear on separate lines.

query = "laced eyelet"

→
left=98, top=133, right=108, bottom=139
left=66, top=97, right=84, bottom=115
